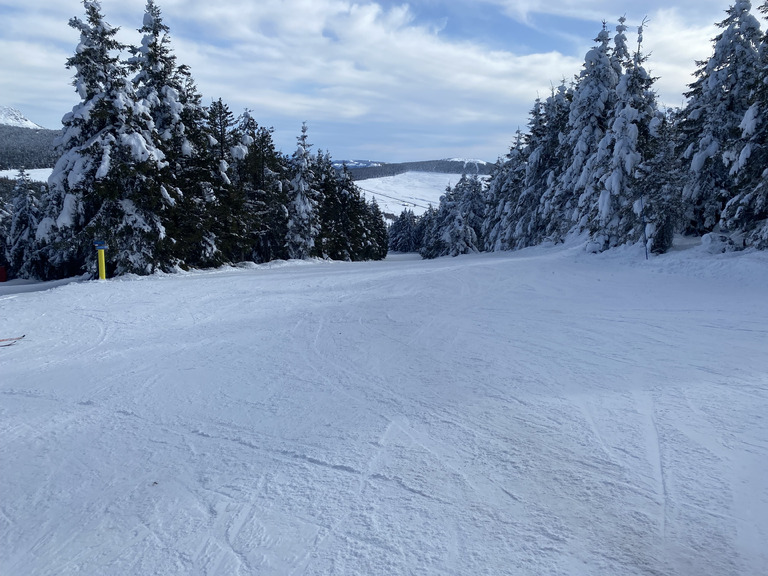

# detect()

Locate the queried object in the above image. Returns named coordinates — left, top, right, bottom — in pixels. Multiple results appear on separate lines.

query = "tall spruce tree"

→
left=536, top=82, right=574, bottom=242
left=204, top=100, right=252, bottom=263
left=388, top=208, right=420, bottom=253
left=6, top=169, right=40, bottom=279
left=421, top=174, right=484, bottom=259
left=585, top=21, right=660, bottom=252
left=37, top=0, right=169, bottom=278
left=249, top=124, right=289, bottom=263
left=483, top=132, right=527, bottom=251
left=128, top=0, right=194, bottom=268
left=0, top=190, right=11, bottom=271
left=635, top=109, right=684, bottom=254
left=565, top=23, right=621, bottom=236
left=679, top=0, right=761, bottom=235
left=363, top=197, right=389, bottom=260
left=723, top=0, right=768, bottom=247
left=285, top=123, right=320, bottom=259
left=311, top=151, right=342, bottom=259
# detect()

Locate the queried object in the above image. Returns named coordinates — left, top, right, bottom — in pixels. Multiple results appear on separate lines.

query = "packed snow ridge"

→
left=0, top=105, right=45, bottom=130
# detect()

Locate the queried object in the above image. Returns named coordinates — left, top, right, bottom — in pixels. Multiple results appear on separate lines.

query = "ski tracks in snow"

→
left=3, top=251, right=768, bottom=574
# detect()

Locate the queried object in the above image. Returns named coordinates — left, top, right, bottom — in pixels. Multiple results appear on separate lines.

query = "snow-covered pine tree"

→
left=0, top=189, right=11, bottom=270
left=565, top=22, right=621, bottom=238
left=285, top=123, right=320, bottom=259
left=481, top=159, right=509, bottom=251
left=483, top=132, right=527, bottom=251
left=507, top=96, right=568, bottom=249
left=421, top=174, right=484, bottom=259
left=246, top=124, right=289, bottom=263
left=447, top=174, right=485, bottom=255
left=195, top=98, right=254, bottom=263
left=723, top=0, right=768, bottom=247
left=315, top=150, right=347, bottom=260
left=679, top=0, right=761, bottom=235
left=585, top=20, right=660, bottom=252
left=362, top=197, right=389, bottom=260
left=536, top=82, right=574, bottom=242
left=388, top=208, right=419, bottom=253
left=419, top=199, right=448, bottom=259
left=127, top=0, right=221, bottom=269
left=37, top=0, right=170, bottom=278
left=415, top=205, right=439, bottom=256
left=635, top=108, right=684, bottom=254
left=6, top=169, right=40, bottom=279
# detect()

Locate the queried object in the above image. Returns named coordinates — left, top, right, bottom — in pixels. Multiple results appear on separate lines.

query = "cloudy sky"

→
left=0, top=0, right=756, bottom=162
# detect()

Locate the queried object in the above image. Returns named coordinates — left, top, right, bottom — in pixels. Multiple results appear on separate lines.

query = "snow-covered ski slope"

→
left=2, top=241, right=767, bottom=576
left=356, top=171, right=466, bottom=216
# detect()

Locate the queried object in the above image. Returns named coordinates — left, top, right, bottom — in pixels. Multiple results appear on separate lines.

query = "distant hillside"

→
left=0, top=125, right=59, bottom=170
left=0, top=105, right=45, bottom=129
left=342, top=158, right=494, bottom=181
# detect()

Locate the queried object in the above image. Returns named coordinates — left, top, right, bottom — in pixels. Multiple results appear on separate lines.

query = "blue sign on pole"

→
left=94, top=240, right=107, bottom=250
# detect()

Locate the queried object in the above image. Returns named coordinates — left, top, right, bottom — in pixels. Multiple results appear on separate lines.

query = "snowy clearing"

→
left=1, top=241, right=767, bottom=575
left=0, top=168, right=53, bottom=183
left=356, top=171, right=470, bottom=217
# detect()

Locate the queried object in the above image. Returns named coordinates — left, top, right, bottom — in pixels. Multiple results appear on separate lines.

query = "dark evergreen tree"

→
left=536, top=82, right=574, bottom=242
left=205, top=102, right=252, bottom=263
left=635, top=109, right=684, bottom=254
left=249, top=124, right=289, bottom=262
left=418, top=205, right=445, bottom=259
left=723, top=0, right=768, bottom=247
left=285, top=123, right=320, bottom=259
left=36, top=0, right=170, bottom=278
left=483, top=133, right=527, bottom=251
left=679, top=0, right=761, bottom=235
left=421, top=174, right=484, bottom=259
left=314, top=150, right=345, bottom=259
left=1, top=179, right=14, bottom=272
left=388, top=208, right=420, bottom=252
left=6, top=169, right=40, bottom=279
left=586, top=21, right=660, bottom=252
left=363, top=197, right=389, bottom=260
left=566, top=23, right=621, bottom=235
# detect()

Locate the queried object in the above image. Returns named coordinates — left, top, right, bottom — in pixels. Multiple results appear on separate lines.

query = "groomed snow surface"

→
left=356, top=172, right=465, bottom=217
left=1, top=240, right=767, bottom=575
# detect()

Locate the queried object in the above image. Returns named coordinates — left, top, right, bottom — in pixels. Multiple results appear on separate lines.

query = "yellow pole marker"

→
left=94, top=241, right=107, bottom=280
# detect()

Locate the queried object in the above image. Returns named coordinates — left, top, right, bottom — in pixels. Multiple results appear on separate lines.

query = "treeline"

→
left=349, top=159, right=494, bottom=181
left=0, top=0, right=387, bottom=281
left=0, top=126, right=59, bottom=170
left=396, top=3, right=768, bottom=258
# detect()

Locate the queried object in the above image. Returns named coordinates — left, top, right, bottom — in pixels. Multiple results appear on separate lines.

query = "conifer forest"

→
left=391, top=1, right=768, bottom=260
